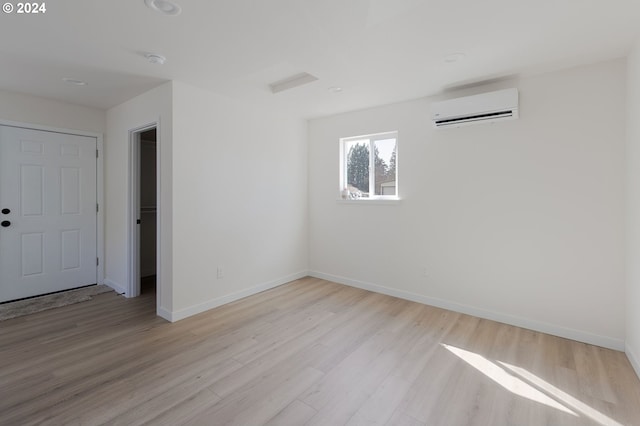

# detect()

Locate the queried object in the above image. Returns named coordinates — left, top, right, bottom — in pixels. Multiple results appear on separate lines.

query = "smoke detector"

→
left=145, top=53, right=166, bottom=65
left=62, top=78, right=87, bottom=86
left=444, top=53, right=466, bottom=63
left=144, top=0, right=182, bottom=16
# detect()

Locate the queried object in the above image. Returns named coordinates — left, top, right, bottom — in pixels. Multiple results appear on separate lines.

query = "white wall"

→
left=170, top=81, right=308, bottom=317
left=105, top=82, right=173, bottom=313
left=626, top=41, right=640, bottom=375
left=0, top=89, right=105, bottom=134
left=309, top=59, right=627, bottom=349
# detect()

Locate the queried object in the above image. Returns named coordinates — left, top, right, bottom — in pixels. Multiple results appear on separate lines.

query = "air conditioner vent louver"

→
left=432, top=88, right=519, bottom=129
left=434, top=110, right=514, bottom=126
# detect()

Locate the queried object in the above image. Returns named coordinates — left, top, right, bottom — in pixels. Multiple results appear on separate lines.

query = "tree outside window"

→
left=341, top=132, right=398, bottom=199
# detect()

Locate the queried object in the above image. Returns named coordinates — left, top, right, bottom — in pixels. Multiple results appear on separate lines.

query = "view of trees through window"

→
left=344, top=134, right=397, bottom=197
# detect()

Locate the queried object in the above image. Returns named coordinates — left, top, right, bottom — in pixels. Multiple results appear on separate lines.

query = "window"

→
left=340, top=131, right=398, bottom=199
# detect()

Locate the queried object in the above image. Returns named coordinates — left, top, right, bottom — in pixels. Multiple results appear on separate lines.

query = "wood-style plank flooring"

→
left=1, top=277, right=640, bottom=425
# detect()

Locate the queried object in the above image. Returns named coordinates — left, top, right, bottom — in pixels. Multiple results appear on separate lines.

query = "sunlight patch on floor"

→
left=442, top=343, right=623, bottom=426
left=442, top=344, right=577, bottom=416
left=500, top=361, right=622, bottom=426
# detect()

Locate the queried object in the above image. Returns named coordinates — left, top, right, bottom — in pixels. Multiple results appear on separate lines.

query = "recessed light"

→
left=444, top=53, right=466, bottom=63
left=62, top=78, right=87, bottom=86
left=145, top=53, right=166, bottom=65
left=328, top=86, right=343, bottom=93
left=144, top=0, right=182, bottom=15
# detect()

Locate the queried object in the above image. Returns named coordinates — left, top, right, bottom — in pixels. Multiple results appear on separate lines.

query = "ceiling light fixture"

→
left=62, top=78, right=87, bottom=86
left=144, top=0, right=182, bottom=16
left=444, top=53, right=466, bottom=63
left=145, top=53, right=167, bottom=65
left=328, top=86, right=343, bottom=93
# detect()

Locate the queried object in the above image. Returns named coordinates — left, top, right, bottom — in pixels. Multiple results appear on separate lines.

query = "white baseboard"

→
left=309, top=271, right=625, bottom=351
left=626, top=343, right=640, bottom=380
left=157, top=306, right=172, bottom=322
left=165, top=271, right=308, bottom=322
left=103, top=279, right=127, bottom=296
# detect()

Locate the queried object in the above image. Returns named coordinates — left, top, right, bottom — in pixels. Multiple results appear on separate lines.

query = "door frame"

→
left=0, top=119, right=105, bottom=285
left=128, top=122, right=159, bottom=299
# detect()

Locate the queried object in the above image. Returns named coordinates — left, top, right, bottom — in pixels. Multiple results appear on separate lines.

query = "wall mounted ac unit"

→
left=431, top=88, right=519, bottom=129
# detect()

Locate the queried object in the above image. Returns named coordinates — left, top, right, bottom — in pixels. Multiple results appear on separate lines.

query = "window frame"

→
left=339, top=131, right=399, bottom=201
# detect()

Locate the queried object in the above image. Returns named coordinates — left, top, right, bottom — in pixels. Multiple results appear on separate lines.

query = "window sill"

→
left=336, top=198, right=401, bottom=205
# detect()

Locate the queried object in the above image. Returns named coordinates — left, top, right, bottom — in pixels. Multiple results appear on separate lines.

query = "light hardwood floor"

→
left=1, top=277, right=639, bottom=425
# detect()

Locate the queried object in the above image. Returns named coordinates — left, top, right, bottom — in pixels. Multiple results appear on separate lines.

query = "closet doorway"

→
left=129, top=125, right=157, bottom=298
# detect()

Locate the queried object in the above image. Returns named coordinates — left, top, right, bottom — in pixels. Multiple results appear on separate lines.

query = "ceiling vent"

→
left=270, top=73, right=318, bottom=94
left=431, top=88, right=519, bottom=129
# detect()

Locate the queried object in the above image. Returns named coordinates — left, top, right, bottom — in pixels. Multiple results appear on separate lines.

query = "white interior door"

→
left=0, top=125, right=97, bottom=302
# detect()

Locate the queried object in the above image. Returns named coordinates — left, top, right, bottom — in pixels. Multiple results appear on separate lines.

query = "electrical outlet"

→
left=422, top=267, right=429, bottom=277
left=217, top=267, right=224, bottom=279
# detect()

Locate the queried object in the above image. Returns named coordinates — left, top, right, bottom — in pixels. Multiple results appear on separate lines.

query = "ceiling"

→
left=1, top=0, right=639, bottom=118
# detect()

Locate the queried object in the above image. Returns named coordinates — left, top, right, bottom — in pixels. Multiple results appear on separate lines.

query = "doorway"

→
left=129, top=125, right=158, bottom=298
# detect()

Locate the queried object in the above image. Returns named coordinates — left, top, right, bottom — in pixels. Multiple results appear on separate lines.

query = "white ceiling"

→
left=1, top=0, right=639, bottom=118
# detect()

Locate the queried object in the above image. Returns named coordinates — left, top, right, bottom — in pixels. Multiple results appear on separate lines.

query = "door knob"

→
left=1, top=220, right=10, bottom=227
left=1, top=208, right=9, bottom=214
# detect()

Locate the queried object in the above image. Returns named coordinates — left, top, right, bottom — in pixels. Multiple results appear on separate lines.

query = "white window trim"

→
left=339, top=131, right=399, bottom=202
left=336, top=198, right=401, bottom=205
